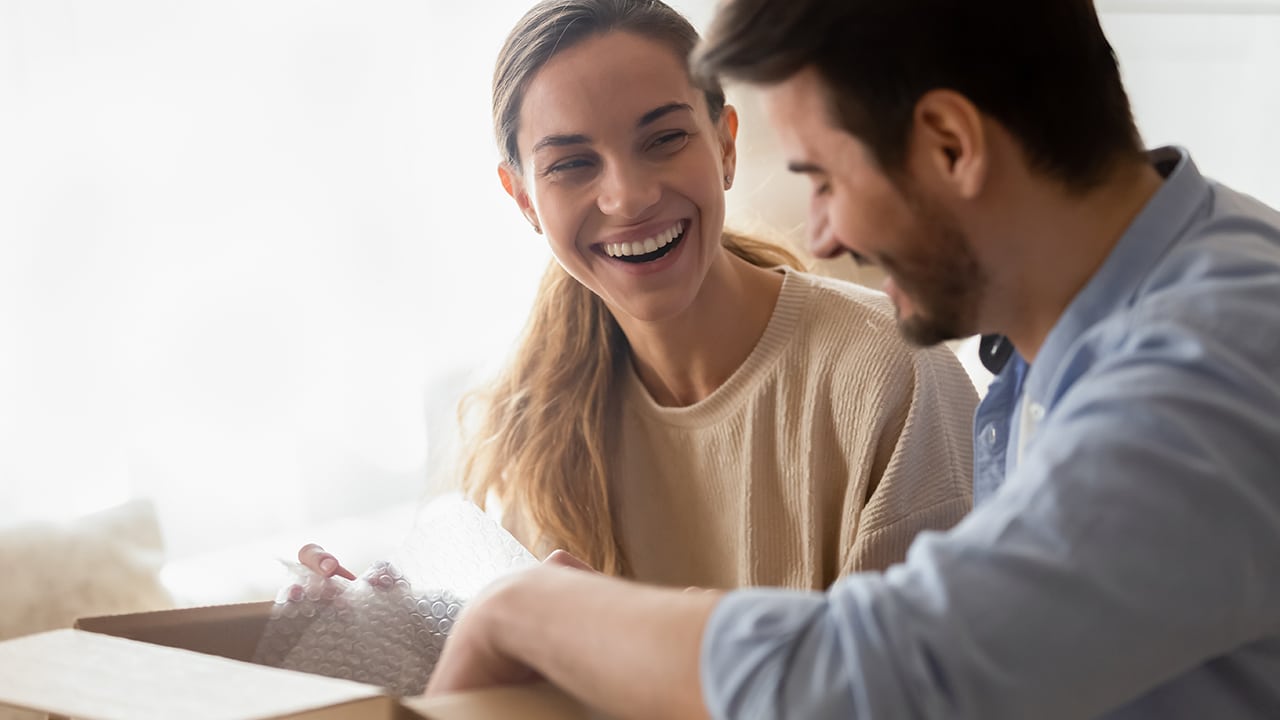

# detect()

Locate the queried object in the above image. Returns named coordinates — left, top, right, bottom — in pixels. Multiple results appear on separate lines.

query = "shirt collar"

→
left=1023, top=146, right=1211, bottom=401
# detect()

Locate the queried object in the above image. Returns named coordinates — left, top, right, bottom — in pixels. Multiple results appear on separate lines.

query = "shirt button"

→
left=983, top=423, right=999, bottom=446
left=1029, top=403, right=1046, bottom=422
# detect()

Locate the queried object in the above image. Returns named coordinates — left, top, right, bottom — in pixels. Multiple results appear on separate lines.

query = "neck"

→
left=987, top=157, right=1165, bottom=363
left=616, top=251, right=783, bottom=407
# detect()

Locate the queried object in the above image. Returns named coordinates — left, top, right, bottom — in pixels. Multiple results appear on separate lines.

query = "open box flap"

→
left=2, top=603, right=600, bottom=719
left=75, top=601, right=275, bottom=662
left=0, top=628, right=393, bottom=720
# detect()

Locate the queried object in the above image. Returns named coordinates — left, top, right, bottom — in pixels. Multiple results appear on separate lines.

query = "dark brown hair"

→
left=694, top=0, right=1144, bottom=190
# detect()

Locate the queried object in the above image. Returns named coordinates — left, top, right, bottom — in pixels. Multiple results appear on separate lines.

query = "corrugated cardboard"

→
left=0, top=603, right=596, bottom=720
left=77, top=601, right=275, bottom=662
left=402, top=685, right=597, bottom=720
left=0, top=628, right=394, bottom=720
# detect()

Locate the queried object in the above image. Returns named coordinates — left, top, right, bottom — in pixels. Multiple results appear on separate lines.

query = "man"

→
left=423, top=0, right=1280, bottom=717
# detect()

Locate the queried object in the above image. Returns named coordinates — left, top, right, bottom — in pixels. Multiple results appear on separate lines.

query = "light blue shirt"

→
left=701, top=148, right=1280, bottom=719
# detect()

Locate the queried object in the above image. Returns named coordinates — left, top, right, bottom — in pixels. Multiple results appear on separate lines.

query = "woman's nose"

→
left=596, top=162, right=661, bottom=220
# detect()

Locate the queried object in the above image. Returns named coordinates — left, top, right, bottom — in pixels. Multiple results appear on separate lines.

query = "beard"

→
left=879, top=192, right=986, bottom=347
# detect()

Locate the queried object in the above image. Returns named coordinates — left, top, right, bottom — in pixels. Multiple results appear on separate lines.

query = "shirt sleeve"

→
left=701, top=320, right=1280, bottom=719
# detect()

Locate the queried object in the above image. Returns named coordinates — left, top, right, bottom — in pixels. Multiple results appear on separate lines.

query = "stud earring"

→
left=724, top=174, right=733, bottom=189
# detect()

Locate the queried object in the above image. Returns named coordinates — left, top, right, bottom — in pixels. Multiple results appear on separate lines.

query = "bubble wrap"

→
left=252, top=496, right=536, bottom=696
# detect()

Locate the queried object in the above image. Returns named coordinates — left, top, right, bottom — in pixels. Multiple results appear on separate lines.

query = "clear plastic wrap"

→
left=252, top=496, right=536, bottom=696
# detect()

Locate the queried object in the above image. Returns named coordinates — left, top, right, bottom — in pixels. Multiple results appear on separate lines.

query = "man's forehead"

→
left=768, top=66, right=825, bottom=101
left=762, top=70, right=829, bottom=130
left=760, top=75, right=827, bottom=151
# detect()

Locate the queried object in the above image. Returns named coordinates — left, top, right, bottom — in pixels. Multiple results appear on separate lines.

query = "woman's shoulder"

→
left=783, top=269, right=974, bottom=394
left=784, top=269, right=904, bottom=353
left=789, top=266, right=893, bottom=307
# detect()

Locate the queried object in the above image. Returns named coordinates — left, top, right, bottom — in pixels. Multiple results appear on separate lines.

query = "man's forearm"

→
left=488, top=566, right=724, bottom=720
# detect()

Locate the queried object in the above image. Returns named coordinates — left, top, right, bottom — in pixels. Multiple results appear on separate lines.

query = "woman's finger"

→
left=297, top=543, right=357, bottom=580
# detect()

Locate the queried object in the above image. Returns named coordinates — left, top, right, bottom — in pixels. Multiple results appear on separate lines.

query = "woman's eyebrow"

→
left=531, top=103, right=693, bottom=153
left=637, top=102, right=693, bottom=128
left=533, top=133, right=591, bottom=154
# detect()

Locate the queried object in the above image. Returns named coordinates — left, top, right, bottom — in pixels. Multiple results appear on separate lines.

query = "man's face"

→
left=760, top=67, right=985, bottom=346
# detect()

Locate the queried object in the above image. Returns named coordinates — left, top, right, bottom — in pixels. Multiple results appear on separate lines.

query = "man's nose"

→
left=807, top=205, right=843, bottom=259
left=597, top=162, right=661, bottom=220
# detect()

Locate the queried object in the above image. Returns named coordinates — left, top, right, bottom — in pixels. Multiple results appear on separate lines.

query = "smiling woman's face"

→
left=504, top=30, right=737, bottom=324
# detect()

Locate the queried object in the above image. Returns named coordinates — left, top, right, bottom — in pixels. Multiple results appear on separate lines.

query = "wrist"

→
left=464, top=565, right=548, bottom=665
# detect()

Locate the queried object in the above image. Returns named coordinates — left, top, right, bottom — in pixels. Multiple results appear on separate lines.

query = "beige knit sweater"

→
left=608, top=268, right=977, bottom=590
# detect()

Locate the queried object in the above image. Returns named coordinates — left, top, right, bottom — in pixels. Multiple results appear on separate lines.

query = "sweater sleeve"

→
left=839, top=344, right=976, bottom=575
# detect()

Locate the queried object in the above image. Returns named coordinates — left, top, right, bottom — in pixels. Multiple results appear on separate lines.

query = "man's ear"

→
left=498, top=162, right=542, bottom=233
left=910, top=90, right=987, bottom=200
left=718, top=105, right=739, bottom=189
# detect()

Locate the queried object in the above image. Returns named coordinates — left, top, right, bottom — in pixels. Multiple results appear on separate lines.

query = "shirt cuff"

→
left=700, top=587, right=846, bottom=720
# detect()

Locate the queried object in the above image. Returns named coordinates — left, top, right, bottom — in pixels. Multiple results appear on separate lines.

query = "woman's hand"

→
left=542, top=549, right=596, bottom=573
left=297, top=542, right=358, bottom=580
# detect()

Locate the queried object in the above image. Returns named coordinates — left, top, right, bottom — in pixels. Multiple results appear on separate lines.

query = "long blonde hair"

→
left=461, top=0, right=804, bottom=575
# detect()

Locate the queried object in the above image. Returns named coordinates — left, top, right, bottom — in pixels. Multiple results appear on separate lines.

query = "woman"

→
left=305, top=0, right=977, bottom=591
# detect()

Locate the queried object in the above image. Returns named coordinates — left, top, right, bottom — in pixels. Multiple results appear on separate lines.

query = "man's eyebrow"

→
left=532, top=133, right=591, bottom=154
left=787, top=161, right=826, bottom=175
left=638, top=102, right=693, bottom=128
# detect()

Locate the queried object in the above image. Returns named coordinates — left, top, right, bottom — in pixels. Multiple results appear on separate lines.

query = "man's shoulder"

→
left=1064, top=211, right=1280, bottom=404
left=1132, top=183, right=1280, bottom=333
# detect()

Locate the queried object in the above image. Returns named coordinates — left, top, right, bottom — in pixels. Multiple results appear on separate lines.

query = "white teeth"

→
left=602, top=221, right=684, bottom=259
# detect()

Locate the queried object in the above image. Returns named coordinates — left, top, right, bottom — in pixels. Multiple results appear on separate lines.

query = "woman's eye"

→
left=649, top=131, right=689, bottom=152
left=547, top=158, right=593, bottom=175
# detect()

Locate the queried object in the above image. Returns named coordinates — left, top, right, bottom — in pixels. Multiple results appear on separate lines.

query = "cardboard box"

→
left=0, top=603, right=597, bottom=720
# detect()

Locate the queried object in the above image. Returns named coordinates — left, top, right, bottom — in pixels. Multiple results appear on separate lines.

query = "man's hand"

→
left=423, top=563, right=722, bottom=720
left=426, top=569, right=543, bottom=693
left=425, top=551, right=593, bottom=693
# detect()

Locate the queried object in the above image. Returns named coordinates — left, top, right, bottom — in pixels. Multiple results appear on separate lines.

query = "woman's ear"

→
left=718, top=105, right=739, bottom=190
left=498, top=162, right=542, bottom=234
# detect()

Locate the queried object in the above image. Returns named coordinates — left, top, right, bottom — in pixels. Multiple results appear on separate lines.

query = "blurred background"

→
left=1, top=0, right=1278, bottom=607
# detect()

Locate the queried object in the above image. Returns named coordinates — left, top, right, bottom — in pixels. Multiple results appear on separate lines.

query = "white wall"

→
left=1104, top=10, right=1280, bottom=209
left=0, top=1, right=555, bottom=555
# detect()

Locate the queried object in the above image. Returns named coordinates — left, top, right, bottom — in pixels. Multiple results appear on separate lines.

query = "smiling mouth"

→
left=600, top=220, right=687, bottom=264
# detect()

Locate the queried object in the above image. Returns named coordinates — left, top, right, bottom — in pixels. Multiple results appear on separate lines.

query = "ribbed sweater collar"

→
left=620, top=267, right=811, bottom=428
